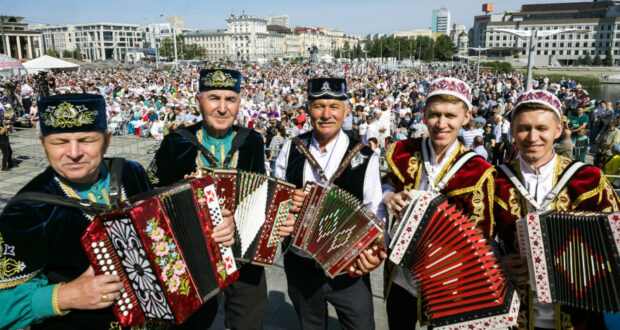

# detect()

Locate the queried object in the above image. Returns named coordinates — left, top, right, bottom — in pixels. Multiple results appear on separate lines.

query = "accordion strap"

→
left=292, top=136, right=364, bottom=184
left=106, top=157, right=124, bottom=208
left=5, top=192, right=110, bottom=214
left=435, top=150, right=478, bottom=192
left=498, top=161, right=585, bottom=211
left=178, top=126, right=251, bottom=168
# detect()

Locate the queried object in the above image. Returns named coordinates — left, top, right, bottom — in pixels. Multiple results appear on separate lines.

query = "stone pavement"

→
left=0, top=127, right=389, bottom=330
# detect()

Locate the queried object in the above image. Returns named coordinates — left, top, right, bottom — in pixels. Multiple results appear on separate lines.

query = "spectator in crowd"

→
left=554, top=120, right=574, bottom=159
left=462, top=121, right=483, bottom=149
left=267, top=125, right=286, bottom=174
left=574, top=128, right=590, bottom=162
left=472, top=135, right=488, bottom=160
left=568, top=106, right=588, bottom=141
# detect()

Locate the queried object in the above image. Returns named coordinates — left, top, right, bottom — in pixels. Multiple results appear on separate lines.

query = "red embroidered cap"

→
left=426, top=77, right=472, bottom=110
left=514, top=90, right=562, bottom=120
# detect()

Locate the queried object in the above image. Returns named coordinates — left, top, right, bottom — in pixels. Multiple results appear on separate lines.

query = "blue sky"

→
left=6, top=0, right=589, bottom=35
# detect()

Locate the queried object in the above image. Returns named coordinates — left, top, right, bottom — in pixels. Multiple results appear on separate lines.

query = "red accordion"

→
left=389, top=191, right=519, bottom=329
left=517, top=211, right=620, bottom=312
left=202, top=168, right=296, bottom=266
left=81, top=177, right=239, bottom=327
left=291, top=181, right=384, bottom=278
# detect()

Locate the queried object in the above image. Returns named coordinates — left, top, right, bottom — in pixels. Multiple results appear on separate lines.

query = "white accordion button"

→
left=104, top=253, right=109, bottom=259
left=128, top=303, right=134, bottom=309
left=106, top=259, right=112, bottom=265
left=102, top=266, right=108, bottom=271
left=94, top=248, right=100, bottom=254
left=124, top=297, right=130, bottom=304
left=117, top=299, right=123, bottom=305
left=122, top=311, right=129, bottom=316
left=98, top=260, right=105, bottom=265
left=96, top=254, right=102, bottom=260
left=102, top=248, right=108, bottom=253
left=91, top=242, right=97, bottom=248
left=98, top=242, right=104, bottom=248
left=104, top=271, right=110, bottom=275
left=109, top=265, right=115, bottom=270
left=120, top=305, right=126, bottom=311
left=122, top=292, right=128, bottom=299
left=112, top=271, right=118, bottom=276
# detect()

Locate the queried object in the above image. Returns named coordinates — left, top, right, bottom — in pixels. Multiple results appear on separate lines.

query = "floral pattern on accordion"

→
left=195, top=187, right=229, bottom=281
left=146, top=217, right=191, bottom=296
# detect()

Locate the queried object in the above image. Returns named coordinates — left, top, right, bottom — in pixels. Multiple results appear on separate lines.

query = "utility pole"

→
left=0, top=11, right=6, bottom=55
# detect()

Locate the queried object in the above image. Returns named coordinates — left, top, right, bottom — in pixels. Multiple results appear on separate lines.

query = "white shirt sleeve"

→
left=364, top=153, right=388, bottom=224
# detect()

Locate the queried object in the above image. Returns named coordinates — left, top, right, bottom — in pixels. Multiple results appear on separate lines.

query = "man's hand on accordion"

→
left=57, top=266, right=123, bottom=311
left=213, top=208, right=236, bottom=247
left=350, top=245, right=388, bottom=276
left=277, top=213, right=296, bottom=239
left=383, top=191, right=414, bottom=221
left=500, top=253, right=529, bottom=285
left=289, top=188, right=307, bottom=213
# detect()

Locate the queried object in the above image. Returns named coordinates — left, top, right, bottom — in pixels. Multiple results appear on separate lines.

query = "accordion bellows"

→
left=203, top=168, right=296, bottom=266
left=517, top=211, right=620, bottom=313
left=81, top=177, right=238, bottom=327
left=292, top=182, right=384, bottom=278
left=389, top=191, right=519, bottom=329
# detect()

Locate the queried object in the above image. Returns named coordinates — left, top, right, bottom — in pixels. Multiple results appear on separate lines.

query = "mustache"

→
left=315, top=119, right=338, bottom=124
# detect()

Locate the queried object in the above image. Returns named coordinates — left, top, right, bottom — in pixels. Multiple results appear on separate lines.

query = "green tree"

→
left=593, top=54, right=602, bottom=66
left=46, top=48, right=57, bottom=57
left=603, top=51, right=613, bottom=66
left=434, top=35, right=455, bottom=61
left=575, top=56, right=583, bottom=65
left=62, top=49, right=73, bottom=58
left=183, top=44, right=206, bottom=60
left=583, top=52, right=593, bottom=66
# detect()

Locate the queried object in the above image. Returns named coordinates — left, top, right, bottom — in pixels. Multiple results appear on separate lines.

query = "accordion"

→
left=291, top=181, right=384, bottom=278
left=517, top=211, right=620, bottom=313
left=201, top=168, right=296, bottom=266
left=81, top=177, right=239, bottom=327
left=389, top=191, right=519, bottom=329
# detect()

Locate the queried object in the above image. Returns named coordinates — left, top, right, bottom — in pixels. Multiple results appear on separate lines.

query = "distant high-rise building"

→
left=267, top=15, right=289, bottom=28
left=432, top=8, right=451, bottom=34
left=166, top=15, right=186, bottom=32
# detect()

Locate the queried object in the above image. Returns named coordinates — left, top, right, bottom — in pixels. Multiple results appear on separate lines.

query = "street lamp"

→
left=487, top=28, right=590, bottom=91
left=470, top=47, right=488, bottom=81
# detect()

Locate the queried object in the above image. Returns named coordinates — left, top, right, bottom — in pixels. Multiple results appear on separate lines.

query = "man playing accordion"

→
left=0, top=94, right=235, bottom=329
left=154, top=69, right=270, bottom=330
left=274, top=77, right=387, bottom=330
left=382, top=77, right=495, bottom=329
left=494, top=90, right=620, bottom=329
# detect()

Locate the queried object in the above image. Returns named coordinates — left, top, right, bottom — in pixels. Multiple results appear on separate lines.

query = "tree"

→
left=593, top=54, right=602, bottom=66
left=603, top=51, right=613, bottom=66
left=575, top=56, right=583, bottom=66
left=62, top=49, right=73, bottom=58
left=46, top=48, right=57, bottom=57
left=583, top=52, right=593, bottom=66
left=159, top=38, right=174, bottom=59
left=434, top=35, right=455, bottom=61
left=183, top=44, right=206, bottom=60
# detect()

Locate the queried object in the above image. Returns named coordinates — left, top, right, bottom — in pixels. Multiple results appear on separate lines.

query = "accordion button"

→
left=122, top=311, right=129, bottom=317
left=120, top=305, right=126, bottom=311
left=94, top=248, right=100, bottom=254
left=99, top=242, right=104, bottom=248
left=105, top=271, right=110, bottom=275
left=107, top=260, right=112, bottom=265
left=102, top=266, right=108, bottom=271
left=122, top=293, right=128, bottom=298
left=109, top=265, right=115, bottom=270
left=117, top=299, right=123, bottom=305
left=104, top=253, right=110, bottom=259
left=99, top=260, right=105, bottom=265
left=102, top=248, right=108, bottom=253
left=91, top=242, right=97, bottom=248
left=113, top=271, right=118, bottom=276
left=96, top=254, right=102, bottom=260
left=128, top=303, right=134, bottom=309
left=124, top=298, right=130, bottom=304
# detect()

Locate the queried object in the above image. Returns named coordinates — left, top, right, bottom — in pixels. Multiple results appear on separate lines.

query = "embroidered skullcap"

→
left=38, top=93, right=107, bottom=136
left=307, top=78, right=347, bottom=101
left=514, top=90, right=562, bottom=121
left=426, top=77, right=472, bottom=110
left=199, top=69, right=242, bottom=93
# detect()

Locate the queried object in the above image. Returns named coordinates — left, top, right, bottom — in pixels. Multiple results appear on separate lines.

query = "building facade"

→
left=432, top=8, right=451, bottom=34
left=267, top=15, right=290, bottom=28
left=472, top=1, right=620, bottom=65
left=393, top=29, right=434, bottom=39
left=1, top=16, right=43, bottom=60
left=166, top=15, right=186, bottom=32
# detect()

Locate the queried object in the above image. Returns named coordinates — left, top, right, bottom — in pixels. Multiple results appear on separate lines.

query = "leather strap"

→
left=107, top=157, right=124, bottom=208
left=178, top=126, right=251, bottom=168
left=6, top=192, right=110, bottom=214
left=498, top=161, right=585, bottom=211
left=435, top=151, right=478, bottom=191
left=329, top=143, right=364, bottom=186
left=292, top=136, right=329, bottom=183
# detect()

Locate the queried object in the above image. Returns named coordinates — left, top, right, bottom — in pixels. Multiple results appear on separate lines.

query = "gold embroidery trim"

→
left=52, top=282, right=69, bottom=315
left=444, top=167, right=495, bottom=197
left=0, top=272, right=38, bottom=290
left=386, top=143, right=405, bottom=183
left=433, top=142, right=463, bottom=187
left=573, top=175, right=607, bottom=208
left=494, top=196, right=508, bottom=211
left=553, top=188, right=571, bottom=211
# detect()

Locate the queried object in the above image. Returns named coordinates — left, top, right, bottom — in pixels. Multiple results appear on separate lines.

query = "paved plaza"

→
left=0, top=127, right=389, bottom=330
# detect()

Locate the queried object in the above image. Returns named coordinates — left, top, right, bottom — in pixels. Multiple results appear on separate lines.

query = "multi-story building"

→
left=184, top=13, right=360, bottom=61
left=267, top=15, right=290, bottom=28
left=472, top=1, right=620, bottom=65
left=1, top=16, right=43, bottom=60
left=166, top=15, right=186, bottom=32
left=393, top=29, right=434, bottom=39
left=141, top=23, right=173, bottom=50
left=432, top=8, right=451, bottom=35
left=37, top=22, right=141, bottom=61
left=450, top=24, right=467, bottom=44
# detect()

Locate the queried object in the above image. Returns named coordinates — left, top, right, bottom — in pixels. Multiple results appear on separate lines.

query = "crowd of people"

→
left=1, top=61, right=620, bottom=330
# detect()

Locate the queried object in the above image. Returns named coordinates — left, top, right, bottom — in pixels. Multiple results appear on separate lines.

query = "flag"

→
left=170, top=81, right=178, bottom=98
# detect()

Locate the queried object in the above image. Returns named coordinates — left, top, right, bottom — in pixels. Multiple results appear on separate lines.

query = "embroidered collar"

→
left=519, top=151, right=556, bottom=176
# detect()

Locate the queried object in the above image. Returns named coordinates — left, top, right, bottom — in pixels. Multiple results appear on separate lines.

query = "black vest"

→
left=285, top=131, right=373, bottom=201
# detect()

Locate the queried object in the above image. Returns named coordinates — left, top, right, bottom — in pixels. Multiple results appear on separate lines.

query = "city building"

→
left=166, top=15, right=186, bottom=32
left=472, top=0, right=620, bottom=65
left=141, top=23, right=173, bottom=50
left=267, top=15, right=290, bottom=28
left=1, top=16, right=43, bottom=60
left=184, top=13, right=360, bottom=61
left=393, top=29, right=434, bottom=39
left=366, top=33, right=386, bottom=40
left=432, top=8, right=451, bottom=35
left=450, top=24, right=467, bottom=44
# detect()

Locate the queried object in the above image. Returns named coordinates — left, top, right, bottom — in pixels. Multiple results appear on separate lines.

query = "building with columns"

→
left=1, top=16, right=43, bottom=60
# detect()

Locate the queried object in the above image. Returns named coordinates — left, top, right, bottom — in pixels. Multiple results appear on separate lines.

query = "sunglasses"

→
left=485, top=126, right=492, bottom=128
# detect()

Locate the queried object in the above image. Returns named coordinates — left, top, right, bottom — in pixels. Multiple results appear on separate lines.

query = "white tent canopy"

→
left=23, top=55, right=79, bottom=74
